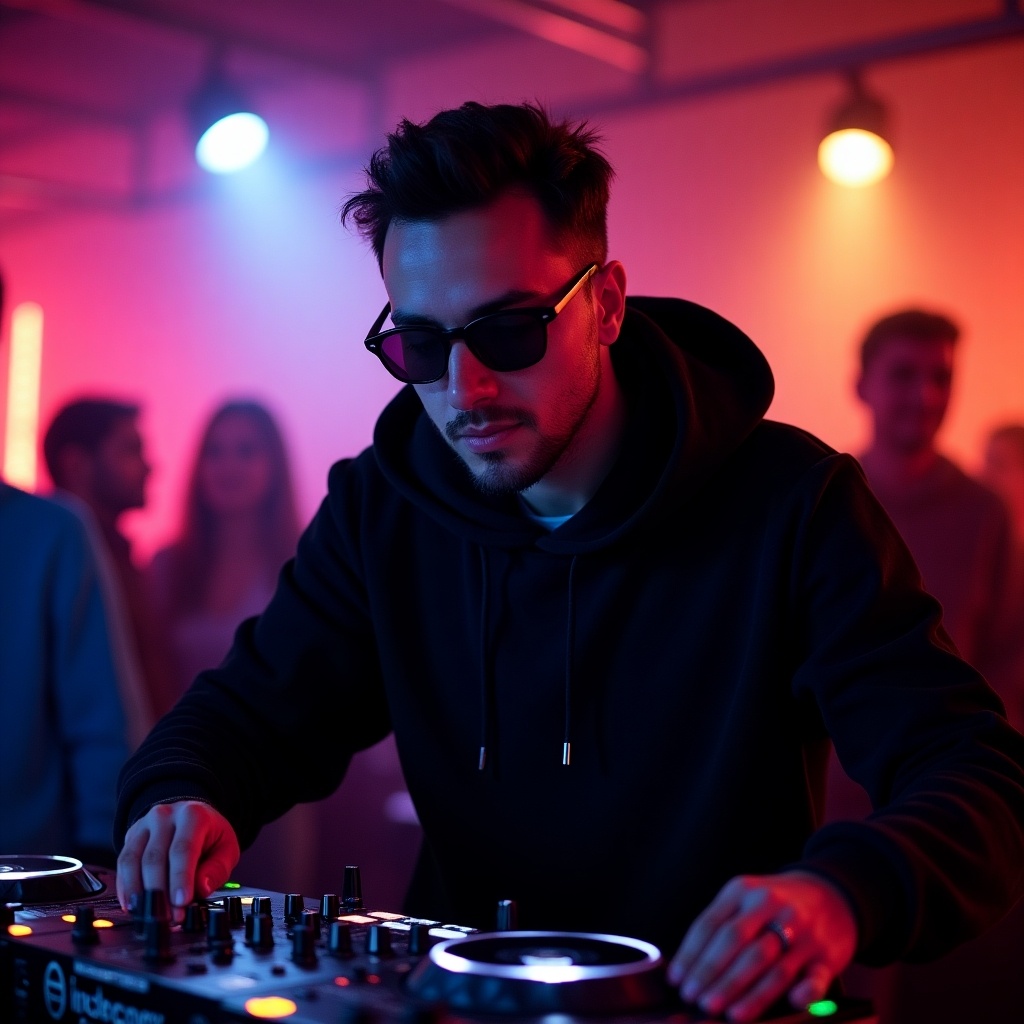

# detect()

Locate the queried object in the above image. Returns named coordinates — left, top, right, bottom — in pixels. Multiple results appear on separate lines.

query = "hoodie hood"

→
left=373, top=295, right=774, bottom=553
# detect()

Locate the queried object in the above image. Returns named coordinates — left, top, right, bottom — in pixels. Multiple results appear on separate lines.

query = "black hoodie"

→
left=117, top=298, right=1024, bottom=963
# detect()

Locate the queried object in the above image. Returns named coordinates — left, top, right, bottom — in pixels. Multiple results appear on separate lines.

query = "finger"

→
left=668, top=877, right=750, bottom=983
left=789, top=961, right=833, bottom=1008
left=676, top=901, right=781, bottom=1001
left=696, top=929, right=795, bottom=1020
left=116, top=823, right=149, bottom=912
left=719, top=949, right=803, bottom=1022
left=195, top=838, right=238, bottom=900
left=165, top=805, right=214, bottom=910
left=138, top=804, right=178, bottom=901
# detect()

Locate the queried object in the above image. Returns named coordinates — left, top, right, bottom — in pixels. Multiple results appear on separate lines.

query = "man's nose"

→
left=447, top=341, right=498, bottom=409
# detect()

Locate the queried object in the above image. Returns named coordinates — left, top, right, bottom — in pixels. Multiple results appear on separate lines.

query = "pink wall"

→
left=1, top=2, right=1022, bottom=563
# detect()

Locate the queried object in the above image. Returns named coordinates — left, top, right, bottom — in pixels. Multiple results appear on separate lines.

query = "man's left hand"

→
left=666, top=870, right=858, bottom=1022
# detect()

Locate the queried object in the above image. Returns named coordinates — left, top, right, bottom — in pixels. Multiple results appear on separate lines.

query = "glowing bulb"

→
left=196, top=112, right=268, bottom=174
left=818, top=128, right=893, bottom=187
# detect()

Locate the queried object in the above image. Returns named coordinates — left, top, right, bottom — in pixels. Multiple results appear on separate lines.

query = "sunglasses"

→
left=364, top=263, right=599, bottom=384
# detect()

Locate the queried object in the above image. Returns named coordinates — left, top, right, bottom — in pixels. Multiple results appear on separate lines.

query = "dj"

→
left=115, top=102, right=1024, bottom=1022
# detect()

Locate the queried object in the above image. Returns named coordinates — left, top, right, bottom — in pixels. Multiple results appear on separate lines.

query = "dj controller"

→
left=1, top=855, right=877, bottom=1023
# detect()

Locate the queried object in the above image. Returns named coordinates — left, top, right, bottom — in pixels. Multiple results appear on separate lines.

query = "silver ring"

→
left=765, top=920, right=795, bottom=953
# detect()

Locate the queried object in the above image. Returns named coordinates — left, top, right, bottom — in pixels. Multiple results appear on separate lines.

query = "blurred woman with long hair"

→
left=147, top=398, right=316, bottom=892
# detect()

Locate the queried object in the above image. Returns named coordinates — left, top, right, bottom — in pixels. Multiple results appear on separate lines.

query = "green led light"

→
left=807, top=999, right=839, bottom=1017
left=223, top=881, right=241, bottom=889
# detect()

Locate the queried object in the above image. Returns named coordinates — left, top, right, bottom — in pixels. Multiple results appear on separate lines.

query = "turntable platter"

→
left=405, top=930, right=668, bottom=1014
left=0, top=855, right=105, bottom=904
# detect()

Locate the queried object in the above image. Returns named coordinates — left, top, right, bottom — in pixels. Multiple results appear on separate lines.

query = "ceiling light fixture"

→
left=189, top=65, right=268, bottom=175
left=818, top=74, right=894, bottom=188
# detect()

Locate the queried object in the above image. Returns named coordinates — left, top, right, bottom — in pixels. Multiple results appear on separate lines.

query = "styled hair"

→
left=166, top=399, right=300, bottom=616
left=859, top=309, right=960, bottom=373
left=341, top=101, right=614, bottom=269
left=43, top=397, right=140, bottom=488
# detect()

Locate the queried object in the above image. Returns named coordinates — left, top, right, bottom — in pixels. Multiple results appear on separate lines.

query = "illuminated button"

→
left=8, top=924, right=32, bottom=937
left=62, top=914, right=76, bottom=923
left=94, top=919, right=114, bottom=929
left=369, top=912, right=404, bottom=921
left=241, top=897, right=254, bottom=906
left=338, top=914, right=375, bottom=925
left=224, top=881, right=242, bottom=890
left=807, top=1000, right=839, bottom=1017
left=243, top=996, right=297, bottom=1018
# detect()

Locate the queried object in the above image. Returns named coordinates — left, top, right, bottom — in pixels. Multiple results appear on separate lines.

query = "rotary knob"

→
left=223, top=895, right=244, bottom=927
left=207, top=907, right=233, bottom=955
left=291, top=924, right=318, bottom=967
left=328, top=920, right=353, bottom=958
left=406, top=922, right=435, bottom=956
left=320, top=893, right=340, bottom=920
left=365, top=923, right=393, bottom=958
left=183, top=902, right=209, bottom=934
left=284, top=893, right=305, bottom=926
left=143, top=918, right=175, bottom=964
left=251, top=914, right=275, bottom=951
left=71, top=906, right=99, bottom=945
left=250, top=896, right=273, bottom=918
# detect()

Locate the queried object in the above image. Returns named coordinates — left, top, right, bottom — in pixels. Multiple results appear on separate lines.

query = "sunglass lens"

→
left=470, top=312, right=547, bottom=372
left=380, top=331, right=446, bottom=383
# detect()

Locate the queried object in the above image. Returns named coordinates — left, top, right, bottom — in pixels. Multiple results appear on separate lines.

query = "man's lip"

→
left=457, top=421, right=519, bottom=438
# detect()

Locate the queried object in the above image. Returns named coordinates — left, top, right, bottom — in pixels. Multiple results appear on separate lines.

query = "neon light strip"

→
left=4, top=302, right=44, bottom=490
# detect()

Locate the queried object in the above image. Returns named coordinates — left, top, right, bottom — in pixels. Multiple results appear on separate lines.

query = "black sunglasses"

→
left=364, top=263, right=599, bottom=384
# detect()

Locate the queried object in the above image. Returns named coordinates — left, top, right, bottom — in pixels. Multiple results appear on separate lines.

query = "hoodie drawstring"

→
left=563, top=555, right=578, bottom=766
left=478, top=549, right=490, bottom=771
left=476, top=549, right=580, bottom=770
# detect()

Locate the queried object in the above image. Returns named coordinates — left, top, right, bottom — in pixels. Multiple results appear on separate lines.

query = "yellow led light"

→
left=244, top=996, right=298, bottom=1018
left=8, top=924, right=33, bottom=937
left=818, top=128, right=893, bottom=187
left=94, top=919, right=114, bottom=929
left=62, top=914, right=77, bottom=923
left=3, top=302, right=44, bottom=490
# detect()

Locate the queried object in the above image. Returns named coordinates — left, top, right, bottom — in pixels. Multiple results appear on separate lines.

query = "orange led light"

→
left=62, top=914, right=76, bottom=923
left=8, top=924, right=32, bottom=937
left=94, top=919, right=114, bottom=929
left=243, top=996, right=298, bottom=1018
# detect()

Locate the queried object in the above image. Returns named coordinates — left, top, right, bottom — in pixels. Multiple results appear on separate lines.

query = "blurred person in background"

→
left=829, top=310, right=1021, bottom=1023
left=0, top=269, right=128, bottom=864
left=43, top=397, right=173, bottom=727
left=146, top=399, right=415, bottom=898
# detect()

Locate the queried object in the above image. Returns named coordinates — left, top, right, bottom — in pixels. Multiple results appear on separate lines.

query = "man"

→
left=828, top=316, right=1022, bottom=1020
left=115, top=103, right=1024, bottom=1023
left=44, top=397, right=172, bottom=724
left=0, top=270, right=128, bottom=864
left=854, top=310, right=1011, bottom=676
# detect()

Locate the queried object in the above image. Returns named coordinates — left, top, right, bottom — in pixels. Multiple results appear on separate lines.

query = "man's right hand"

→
left=116, top=801, right=240, bottom=920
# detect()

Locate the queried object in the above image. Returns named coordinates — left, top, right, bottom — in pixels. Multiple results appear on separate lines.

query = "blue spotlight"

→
left=190, top=73, right=269, bottom=174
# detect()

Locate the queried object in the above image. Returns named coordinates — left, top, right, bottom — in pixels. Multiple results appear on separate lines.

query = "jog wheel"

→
left=405, top=930, right=668, bottom=1014
left=0, top=855, right=105, bottom=904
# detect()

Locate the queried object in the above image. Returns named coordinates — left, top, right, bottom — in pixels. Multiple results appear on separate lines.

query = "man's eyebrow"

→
left=390, top=288, right=539, bottom=329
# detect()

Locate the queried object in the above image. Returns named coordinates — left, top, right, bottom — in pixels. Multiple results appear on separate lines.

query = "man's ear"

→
left=594, top=260, right=627, bottom=347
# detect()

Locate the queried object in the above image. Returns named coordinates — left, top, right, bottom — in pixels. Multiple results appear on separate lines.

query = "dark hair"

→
left=43, top=397, right=140, bottom=487
left=341, top=101, right=614, bottom=270
left=166, top=399, right=300, bottom=616
left=859, top=309, right=960, bottom=373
